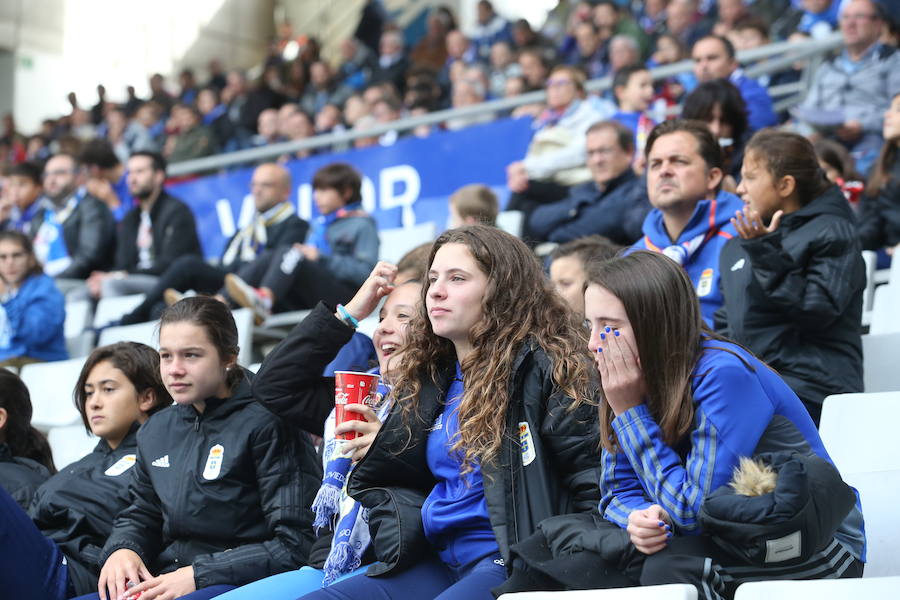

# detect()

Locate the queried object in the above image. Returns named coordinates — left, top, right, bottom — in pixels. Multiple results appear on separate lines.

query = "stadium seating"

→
left=20, top=358, right=86, bottom=430
left=842, top=470, right=900, bottom=577
left=379, top=221, right=437, bottom=263
left=869, top=284, right=900, bottom=334
left=819, top=391, right=900, bottom=475
left=497, top=210, right=525, bottom=238
left=92, top=294, right=146, bottom=329
left=98, top=320, right=159, bottom=348
left=498, top=584, right=698, bottom=599
left=733, top=576, right=900, bottom=598
left=47, top=424, right=98, bottom=469
left=862, top=333, right=900, bottom=392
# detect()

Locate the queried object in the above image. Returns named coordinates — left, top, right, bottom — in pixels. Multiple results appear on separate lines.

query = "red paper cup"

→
left=334, top=371, right=380, bottom=441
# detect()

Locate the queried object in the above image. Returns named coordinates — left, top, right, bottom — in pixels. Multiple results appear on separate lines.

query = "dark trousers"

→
left=297, top=553, right=507, bottom=600
left=0, top=485, right=70, bottom=600
left=506, top=180, right=570, bottom=246
left=121, top=255, right=227, bottom=325
left=238, top=247, right=357, bottom=312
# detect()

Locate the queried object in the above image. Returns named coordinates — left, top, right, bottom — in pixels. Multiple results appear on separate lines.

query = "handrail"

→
left=168, top=32, right=843, bottom=177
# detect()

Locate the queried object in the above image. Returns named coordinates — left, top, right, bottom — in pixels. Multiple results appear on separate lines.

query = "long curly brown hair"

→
left=391, top=225, right=593, bottom=472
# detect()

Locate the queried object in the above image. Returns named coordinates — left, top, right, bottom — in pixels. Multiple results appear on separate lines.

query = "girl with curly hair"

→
left=298, top=225, right=600, bottom=600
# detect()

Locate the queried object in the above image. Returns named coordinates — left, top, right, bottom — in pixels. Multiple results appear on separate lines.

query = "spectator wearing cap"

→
left=796, top=0, right=900, bottom=174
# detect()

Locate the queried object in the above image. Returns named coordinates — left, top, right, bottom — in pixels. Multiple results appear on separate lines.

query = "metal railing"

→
left=168, top=32, right=843, bottom=177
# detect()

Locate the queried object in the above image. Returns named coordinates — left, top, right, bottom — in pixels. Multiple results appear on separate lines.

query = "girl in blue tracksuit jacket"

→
left=582, top=251, right=866, bottom=600
left=1, top=342, right=171, bottom=599
left=0, top=230, right=67, bottom=366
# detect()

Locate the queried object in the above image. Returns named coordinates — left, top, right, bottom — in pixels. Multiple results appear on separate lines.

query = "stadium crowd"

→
left=0, top=0, right=898, bottom=599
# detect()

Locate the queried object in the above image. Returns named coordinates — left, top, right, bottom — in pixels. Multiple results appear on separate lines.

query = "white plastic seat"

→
left=870, top=284, right=900, bottom=334
left=47, top=424, right=97, bottom=469
left=232, top=308, right=254, bottom=367
left=92, top=294, right=146, bottom=329
left=64, top=299, right=93, bottom=339
left=862, top=333, right=900, bottom=393
left=497, top=210, right=525, bottom=238
left=20, top=358, right=87, bottom=429
left=733, top=575, right=900, bottom=598
left=98, top=321, right=159, bottom=348
left=378, top=222, right=437, bottom=264
left=818, top=392, right=900, bottom=475
left=498, top=584, right=698, bottom=600
left=843, top=470, right=900, bottom=578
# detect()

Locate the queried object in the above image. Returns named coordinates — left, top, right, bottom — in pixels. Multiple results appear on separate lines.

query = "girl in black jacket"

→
left=92, top=297, right=321, bottom=600
left=721, top=130, right=865, bottom=425
left=1, top=342, right=170, bottom=599
left=858, top=91, right=900, bottom=263
left=299, top=225, right=600, bottom=600
left=0, top=369, right=55, bottom=508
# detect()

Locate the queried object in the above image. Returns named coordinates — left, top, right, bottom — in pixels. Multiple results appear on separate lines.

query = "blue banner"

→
left=168, top=116, right=534, bottom=259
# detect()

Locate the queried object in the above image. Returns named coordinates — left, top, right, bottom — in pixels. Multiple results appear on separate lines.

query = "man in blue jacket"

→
left=631, top=119, right=742, bottom=325
left=691, top=35, right=777, bottom=132
left=529, top=120, right=650, bottom=246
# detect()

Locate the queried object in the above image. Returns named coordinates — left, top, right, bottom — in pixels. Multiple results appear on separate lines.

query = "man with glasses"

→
left=796, top=0, right=900, bottom=173
left=505, top=65, right=612, bottom=243
left=31, top=153, right=115, bottom=289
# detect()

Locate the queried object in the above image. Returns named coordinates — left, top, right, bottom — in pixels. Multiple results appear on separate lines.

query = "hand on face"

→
left=731, top=204, right=783, bottom=240
left=594, top=327, right=645, bottom=415
left=627, top=504, right=672, bottom=555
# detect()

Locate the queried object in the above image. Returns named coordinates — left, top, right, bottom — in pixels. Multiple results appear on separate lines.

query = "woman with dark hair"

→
left=681, top=79, right=749, bottom=184
left=0, top=230, right=67, bottom=367
left=90, top=297, right=321, bottom=600
left=0, top=369, right=54, bottom=508
left=579, top=251, right=865, bottom=597
left=858, top=91, right=900, bottom=265
left=721, top=129, right=864, bottom=424
left=296, top=225, right=599, bottom=599
left=1, top=342, right=170, bottom=599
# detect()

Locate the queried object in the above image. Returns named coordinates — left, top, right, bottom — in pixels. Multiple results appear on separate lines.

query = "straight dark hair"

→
left=0, top=370, right=56, bottom=474
left=867, top=92, right=900, bottom=197
left=312, top=162, right=362, bottom=205
left=74, top=342, right=172, bottom=433
left=159, top=296, right=243, bottom=390
left=645, top=119, right=724, bottom=173
left=745, top=129, right=831, bottom=204
left=681, top=79, right=748, bottom=143
left=129, top=150, right=167, bottom=174
left=0, top=230, right=44, bottom=283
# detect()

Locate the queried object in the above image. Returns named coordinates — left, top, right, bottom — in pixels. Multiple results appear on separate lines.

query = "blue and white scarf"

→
left=308, top=202, right=365, bottom=256
left=312, top=372, right=391, bottom=585
left=33, top=189, right=84, bottom=276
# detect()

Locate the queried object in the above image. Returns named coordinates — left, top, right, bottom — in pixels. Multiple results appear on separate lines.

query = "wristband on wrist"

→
left=336, top=304, right=360, bottom=329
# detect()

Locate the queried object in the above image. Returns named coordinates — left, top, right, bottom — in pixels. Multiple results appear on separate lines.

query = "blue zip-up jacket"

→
left=630, top=191, right=742, bottom=325
left=599, top=338, right=866, bottom=562
left=0, top=274, right=67, bottom=362
left=730, top=70, right=778, bottom=132
left=421, top=363, right=499, bottom=568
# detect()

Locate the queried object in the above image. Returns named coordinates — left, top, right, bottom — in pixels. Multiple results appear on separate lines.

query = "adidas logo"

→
left=152, top=455, right=170, bottom=468
left=731, top=258, right=746, bottom=272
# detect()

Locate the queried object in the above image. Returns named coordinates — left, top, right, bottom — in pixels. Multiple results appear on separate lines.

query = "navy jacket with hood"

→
left=631, top=190, right=742, bottom=325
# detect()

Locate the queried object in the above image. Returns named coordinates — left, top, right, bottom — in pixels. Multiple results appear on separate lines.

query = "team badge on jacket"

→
left=104, top=454, right=137, bottom=477
left=203, top=444, right=225, bottom=480
left=518, top=422, right=536, bottom=466
left=696, top=268, right=714, bottom=297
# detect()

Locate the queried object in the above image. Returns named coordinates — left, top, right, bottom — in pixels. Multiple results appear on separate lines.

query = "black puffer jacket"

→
left=100, top=373, right=321, bottom=589
left=716, top=185, right=864, bottom=417
left=699, top=451, right=856, bottom=566
left=858, top=157, right=900, bottom=251
left=114, top=191, right=202, bottom=275
left=0, top=442, right=49, bottom=510
left=347, top=342, right=600, bottom=577
left=29, top=427, right=140, bottom=595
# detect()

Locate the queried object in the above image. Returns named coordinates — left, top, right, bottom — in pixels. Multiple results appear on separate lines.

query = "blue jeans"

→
left=0, top=485, right=70, bottom=599
left=296, top=553, right=507, bottom=600
left=73, top=585, right=236, bottom=600
left=215, top=565, right=368, bottom=600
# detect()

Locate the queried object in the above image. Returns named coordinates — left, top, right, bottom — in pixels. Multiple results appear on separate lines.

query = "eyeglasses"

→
left=840, top=13, right=879, bottom=22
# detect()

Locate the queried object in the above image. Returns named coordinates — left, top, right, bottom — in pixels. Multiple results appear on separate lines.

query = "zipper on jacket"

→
left=193, top=415, right=200, bottom=432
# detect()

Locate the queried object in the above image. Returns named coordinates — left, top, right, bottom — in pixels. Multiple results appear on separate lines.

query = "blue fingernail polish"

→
left=658, top=521, right=666, bottom=527
left=600, top=332, right=606, bottom=340
left=597, top=347, right=603, bottom=353
left=666, top=531, right=673, bottom=538
left=605, top=326, right=611, bottom=333
left=614, top=330, right=620, bottom=337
